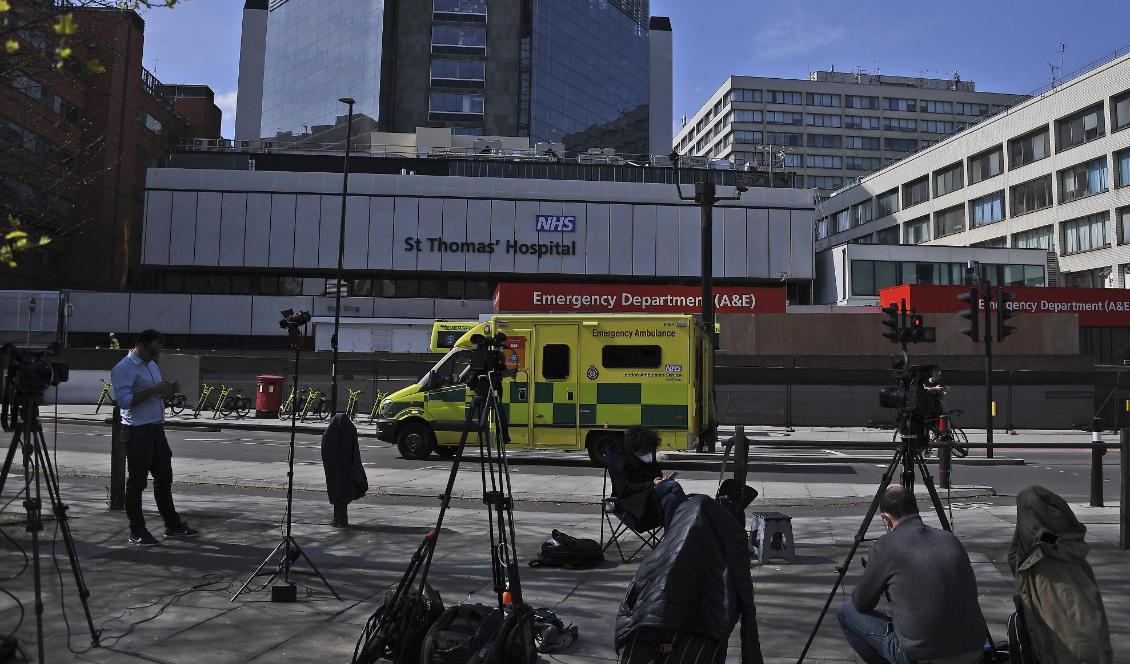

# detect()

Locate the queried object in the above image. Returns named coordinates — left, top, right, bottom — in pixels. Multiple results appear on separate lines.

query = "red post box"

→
left=256, top=375, right=285, bottom=417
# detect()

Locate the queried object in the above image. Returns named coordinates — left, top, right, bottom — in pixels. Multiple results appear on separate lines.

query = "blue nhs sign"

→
left=535, top=215, right=577, bottom=232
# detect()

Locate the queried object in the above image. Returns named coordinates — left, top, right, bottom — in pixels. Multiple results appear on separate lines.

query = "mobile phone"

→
left=666, top=471, right=679, bottom=480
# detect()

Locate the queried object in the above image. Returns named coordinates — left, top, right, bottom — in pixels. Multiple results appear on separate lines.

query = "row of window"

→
left=4, top=70, right=82, bottom=124
left=849, top=260, right=1044, bottom=296
left=157, top=272, right=498, bottom=300
left=429, top=92, right=484, bottom=115
left=1, top=119, right=71, bottom=161
left=432, top=26, right=486, bottom=49
left=0, top=177, right=76, bottom=222
left=433, top=0, right=486, bottom=16
left=720, top=89, right=1007, bottom=114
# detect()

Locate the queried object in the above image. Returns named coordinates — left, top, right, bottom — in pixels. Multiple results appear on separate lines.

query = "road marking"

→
left=184, top=438, right=227, bottom=442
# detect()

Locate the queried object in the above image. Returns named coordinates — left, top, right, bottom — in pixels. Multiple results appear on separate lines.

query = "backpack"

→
left=1007, top=597, right=1036, bottom=664
left=466, top=602, right=538, bottom=664
left=527, top=529, right=604, bottom=570
left=420, top=603, right=504, bottom=664
left=531, top=608, right=579, bottom=653
left=384, top=583, right=445, bottom=664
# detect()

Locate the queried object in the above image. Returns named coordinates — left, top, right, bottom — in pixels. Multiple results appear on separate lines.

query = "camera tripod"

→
left=0, top=391, right=101, bottom=663
left=353, top=366, right=526, bottom=664
left=796, top=428, right=953, bottom=664
left=231, top=318, right=339, bottom=603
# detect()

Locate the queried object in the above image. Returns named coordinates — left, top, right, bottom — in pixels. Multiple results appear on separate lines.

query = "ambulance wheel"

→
left=587, top=433, right=620, bottom=467
left=434, top=445, right=457, bottom=459
left=397, top=422, right=435, bottom=460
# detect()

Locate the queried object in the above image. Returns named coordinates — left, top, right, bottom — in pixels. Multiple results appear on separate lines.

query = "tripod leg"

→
left=915, top=454, right=952, bottom=532
left=231, top=539, right=288, bottom=601
left=0, top=430, right=18, bottom=497
left=797, top=448, right=904, bottom=664
left=32, top=430, right=101, bottom=646
left=287, top=537, right=341, bottom=601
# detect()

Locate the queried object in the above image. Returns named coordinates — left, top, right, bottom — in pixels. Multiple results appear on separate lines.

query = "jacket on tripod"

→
left=1008, top=485, right=1112, bottom=664
left=615, top=495, right=764, bottom=664
left=321, top=414, right=368, bottom=505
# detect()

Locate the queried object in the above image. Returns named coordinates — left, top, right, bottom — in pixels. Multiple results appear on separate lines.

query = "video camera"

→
left=456, top=331, right=512, bottom=394
left=879, top=361, right=941, bottom=443
left=1, top=344, right=69, bottom=430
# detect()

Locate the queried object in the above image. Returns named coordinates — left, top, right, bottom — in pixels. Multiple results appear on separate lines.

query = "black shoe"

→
left=129, top=531, right=160, bottom=546
left=330, top=519, right=350, bottom=528
left=164, top=523, right=199, bottom=539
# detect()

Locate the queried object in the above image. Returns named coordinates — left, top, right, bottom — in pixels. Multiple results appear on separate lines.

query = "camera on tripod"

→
left=279, top=309, right=311, bottom=333
left=456, top=331, right=513, bottom=395
left=879, top=361, right=939, bottom=443
left=1, top=344, right=69, bottom=412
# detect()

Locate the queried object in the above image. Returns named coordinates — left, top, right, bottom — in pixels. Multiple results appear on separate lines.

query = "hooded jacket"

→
left=320, top=414, right=368, bottom=505
left=615, top=495, right=764, bottom=664
left=609, top=450, right=663, bottom=531
left=1008, top=485, right=1112, bottom=664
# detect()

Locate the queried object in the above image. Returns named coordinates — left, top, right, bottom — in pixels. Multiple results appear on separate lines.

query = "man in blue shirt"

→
left=110, top=329, right=197, bottom=546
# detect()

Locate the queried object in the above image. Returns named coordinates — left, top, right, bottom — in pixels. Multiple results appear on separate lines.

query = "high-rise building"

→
left=234, top=0, right=672, bottom=155
left=675, top=71, right=1027, bottom=192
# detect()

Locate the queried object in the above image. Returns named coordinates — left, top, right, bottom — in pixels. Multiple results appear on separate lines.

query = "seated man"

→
left=838, top=486, right=987, bottom=664
left=610, top=426, right=688, bottom=531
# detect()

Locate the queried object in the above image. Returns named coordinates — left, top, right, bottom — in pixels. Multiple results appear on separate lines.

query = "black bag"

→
left=381, top=583, right=444, bottom=664
left=1007, top=597, right=1036, bottom=664
left=421, top=603, right=504, bottom=664
left=467, top=602, right=538, bottom=664
left=528, top=529, right=604, bottom=569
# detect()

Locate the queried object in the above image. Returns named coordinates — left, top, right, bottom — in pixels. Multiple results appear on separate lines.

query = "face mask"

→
left=637, top=453, right=655, bottom=463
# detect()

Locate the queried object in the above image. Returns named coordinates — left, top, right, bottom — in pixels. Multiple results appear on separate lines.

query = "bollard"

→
left=1121, top=428, right=1129, bottom=550
left=1090, top=416, right=1105, bottom=508
left=109, top=405, right=125, bottom=510
left=734, top=425, right=748, bottom=487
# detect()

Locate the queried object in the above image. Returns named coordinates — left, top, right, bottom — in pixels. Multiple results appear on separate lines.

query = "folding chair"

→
left=599, top=448, right=663, bottom=563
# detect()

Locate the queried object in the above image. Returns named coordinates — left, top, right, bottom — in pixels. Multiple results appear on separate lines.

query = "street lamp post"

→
left=26, top=297, right=37, bottom=347
left=330, top=97, right=356, bottom=415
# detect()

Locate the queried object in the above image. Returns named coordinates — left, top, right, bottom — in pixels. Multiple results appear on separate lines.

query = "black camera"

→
left=2, top=344, right=69, bottom=393
left=279, top=309, right=312, bottom=331
left=879, top=361, right=942, bottom=446
left=456, top=332, right=511, bottom=392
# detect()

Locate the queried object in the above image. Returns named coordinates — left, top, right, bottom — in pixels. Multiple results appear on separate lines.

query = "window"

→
left=1012, top=225, right=1053, bottom=250
left=885, top=138, right=918, bottom=152
left=1061, top=212, right=1109, bottom=254
left=1120, top=207, right=1130, bottom=244
left=884, top=117, right=917, bottom=132
left=765, top=131, right=801, bottom=146
left=968, top=146, right=1003, bottom=184
left=780, top=153, right=802, bottom=167
left=970, top=191, right=1005, bottom=227
left=884, top=98, right=916, bottom=112
left=807, top=133, right=841, bottom=148
left=733, top=130, right=762, bottom=144
left=846, top=156, right=882, bottom=171
left=433, top=0, right=486, bottom=14
left=767, top=90, right=802, bottom=105
left=729, top=109, right=760, bottom=124
left=725, top=88, right=762, bottom=104
left=1113, top=90, right=1130, bottom=132
left=845, top=95, right=879, bottom=109
left=806, top=113, right=841, bottom=128
left=138, top=110, right=167, bottom=137
left=845, top=135, right=880, bottom=150
left=851, top=260, right=903, bottom=296
left=542, top=345, right=570, bottom=379
left=904, top=217, right=930, bottom=244
left=832, top=208, right=851, bottom=233
left=1057, top=104, right=1104, bottom=151
left=853, top=199, right=873, bottom=227
left=805, top=154, right=842, bottom=168
left=1010, top=175, right=1053, bottom=216
left=902, top=176, right=929, bottom=208
left=956, top=102, right=990, bottom=116
left=713, top=99, right=724, bottom=115
left=765, top=111, right=802, bottom=125
left=845, top=115, right=880, bottom=130
left=452, top=127, right=483, bottom=136
left=877, top=188, right=899, bottom=217
left=809, top=176, right=844, bottom=189
left=1117, top=148, right=1130, bottom=188
left=972, top=237, right=1007, bottom=248
left=875, top=226, right=900, bottom=244
left=815, top=217, right=830, bottom=240
left=429, top=93, right=484, bottom=114
left=1058, top=157, right=1108, bottom=202
left=7, top=71, right=81, bottom=122
left=933, top=161, right=964, bottom=197
left=602, top=345, right=661, bottom=369
left=922, top=100, right=952, bottom=114
left=431, top=26, right=486, bottom=48
left=921, top=120, right=954, bottom=134
left=1008, top=126, right=1050, bottom=169
left=430, top=59, right=486, bottom=82
left=807, top=93, right=840, bottom=107
left=934, top=205, right=965, bottom=238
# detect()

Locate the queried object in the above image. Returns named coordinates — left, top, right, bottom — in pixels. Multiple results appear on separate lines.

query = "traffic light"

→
left=881, top=304, right=900, bottom=343
left=957, top=287, right=979, bottom=342
left=997, top=289, right=1017, bottom=341
left=907, top=313, right=937, bottom=343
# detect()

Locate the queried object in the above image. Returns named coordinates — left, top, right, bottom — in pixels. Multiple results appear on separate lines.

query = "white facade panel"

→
left=368, top=197, right=395, bottom=270
left=194, top=192, right=222, bottom=266
left=489, top=200, right=517, bottom=273
left=317, top=195, right=342, bottom=269
left=466, top=199, right=493, bottom=273
left=416, top=198, right=443, bottom=272
left=168, top=192, right=198, bottom=265
left=560, top=201, right=587, bottom=275
left=343, top=195, right=369, bottom=270
left=632, top=205, right=657, bottom=276
left=608, top=204, right=633, bottom=276
left=293, top=195, right=321, bottom=268
left=267, top=194, right=295, bottom=268
left=142, top=190, right=172, bottom=265
left=584, top=203, right=610, bottom=275
left=654, top=205, right=680, bottom=277
left=722, top=207, right=746, bottom=277
left=218, top=193, right=248, bottom=267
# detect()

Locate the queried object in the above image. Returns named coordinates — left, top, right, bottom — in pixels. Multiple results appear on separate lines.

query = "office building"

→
left=234, top=0, right=672, bottom=155
left=675, top=71, right=1027, bottom=191
left=815, top=51, right=1130, bottom=289
left=1, top=3, right=221, bottom=290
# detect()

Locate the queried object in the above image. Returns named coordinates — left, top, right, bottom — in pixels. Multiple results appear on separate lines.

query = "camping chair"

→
left=599, top=447, right=663, bottom=563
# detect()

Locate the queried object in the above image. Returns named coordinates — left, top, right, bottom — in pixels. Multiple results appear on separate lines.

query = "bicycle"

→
left=279, top=385, right=297, bottom=420
left=96, top=379, right=115, bottom=413
left=345, top=388, right=362, bottom=419
left=211, top=385, right=233, bottom=420
left=366, top=390, right=387, bottom=425
left=217, top=386, right=252, bottom=419
left=928, top=407, right=970, bottom=458
left=300, top=387, right=331, bottom=422
left=164, top=392, right=188, bottom=416
left=193, top=383, right=215, bottom=418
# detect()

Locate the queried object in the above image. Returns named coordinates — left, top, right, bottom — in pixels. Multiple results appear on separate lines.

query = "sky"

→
left=135, top=0, right=1130, bottom=140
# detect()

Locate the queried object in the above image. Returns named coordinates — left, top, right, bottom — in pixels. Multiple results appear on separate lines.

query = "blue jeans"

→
left=836, top=600, right=907, bottom=664
left=654, top=480, right=688, bottom=526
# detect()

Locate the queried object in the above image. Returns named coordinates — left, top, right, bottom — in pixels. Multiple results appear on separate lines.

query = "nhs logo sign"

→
left=535, top=215, right=577, bottom=232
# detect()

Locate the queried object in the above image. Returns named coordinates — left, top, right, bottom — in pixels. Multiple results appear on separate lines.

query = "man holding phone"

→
left=111, top=329, right=198, bottom=546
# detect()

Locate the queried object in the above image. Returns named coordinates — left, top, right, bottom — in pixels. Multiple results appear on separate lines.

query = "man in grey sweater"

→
left=837, top=486, right=987, bottom=664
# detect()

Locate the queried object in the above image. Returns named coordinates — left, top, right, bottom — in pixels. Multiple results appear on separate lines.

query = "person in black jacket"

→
left=610, top=426, right=688, bottom=532
left=321, top=413, right=368, bottom=527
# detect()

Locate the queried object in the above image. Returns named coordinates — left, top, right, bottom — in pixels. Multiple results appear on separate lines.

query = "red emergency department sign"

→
left=493, top=283, right=786, bottom=314
left=880, top=284, right=1130, bottom=327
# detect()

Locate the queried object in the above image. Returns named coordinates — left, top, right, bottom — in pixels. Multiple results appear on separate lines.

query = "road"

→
left=34, top=420, right=1124, bottom=502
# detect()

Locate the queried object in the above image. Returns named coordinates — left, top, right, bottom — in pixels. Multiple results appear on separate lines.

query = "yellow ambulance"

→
left=375, top=314, right=714, bottom=465
left=429, top=321, right=477, bottom=353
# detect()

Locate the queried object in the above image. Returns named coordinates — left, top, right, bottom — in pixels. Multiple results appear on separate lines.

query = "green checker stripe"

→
left=534, top=382, right=555, bottom=403
left=427, top=387, right=467, bottom=403
left=552, top=403, right=577, bottom=425
left=509, top=382, right=528, bottom=403
left=597, top=383, right=641, bottom=404
left=641, top=404, right=688, bottom=428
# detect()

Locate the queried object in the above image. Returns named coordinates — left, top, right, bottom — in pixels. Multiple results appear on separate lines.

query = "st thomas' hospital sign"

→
left=402, top=214, right=580, bottom=258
